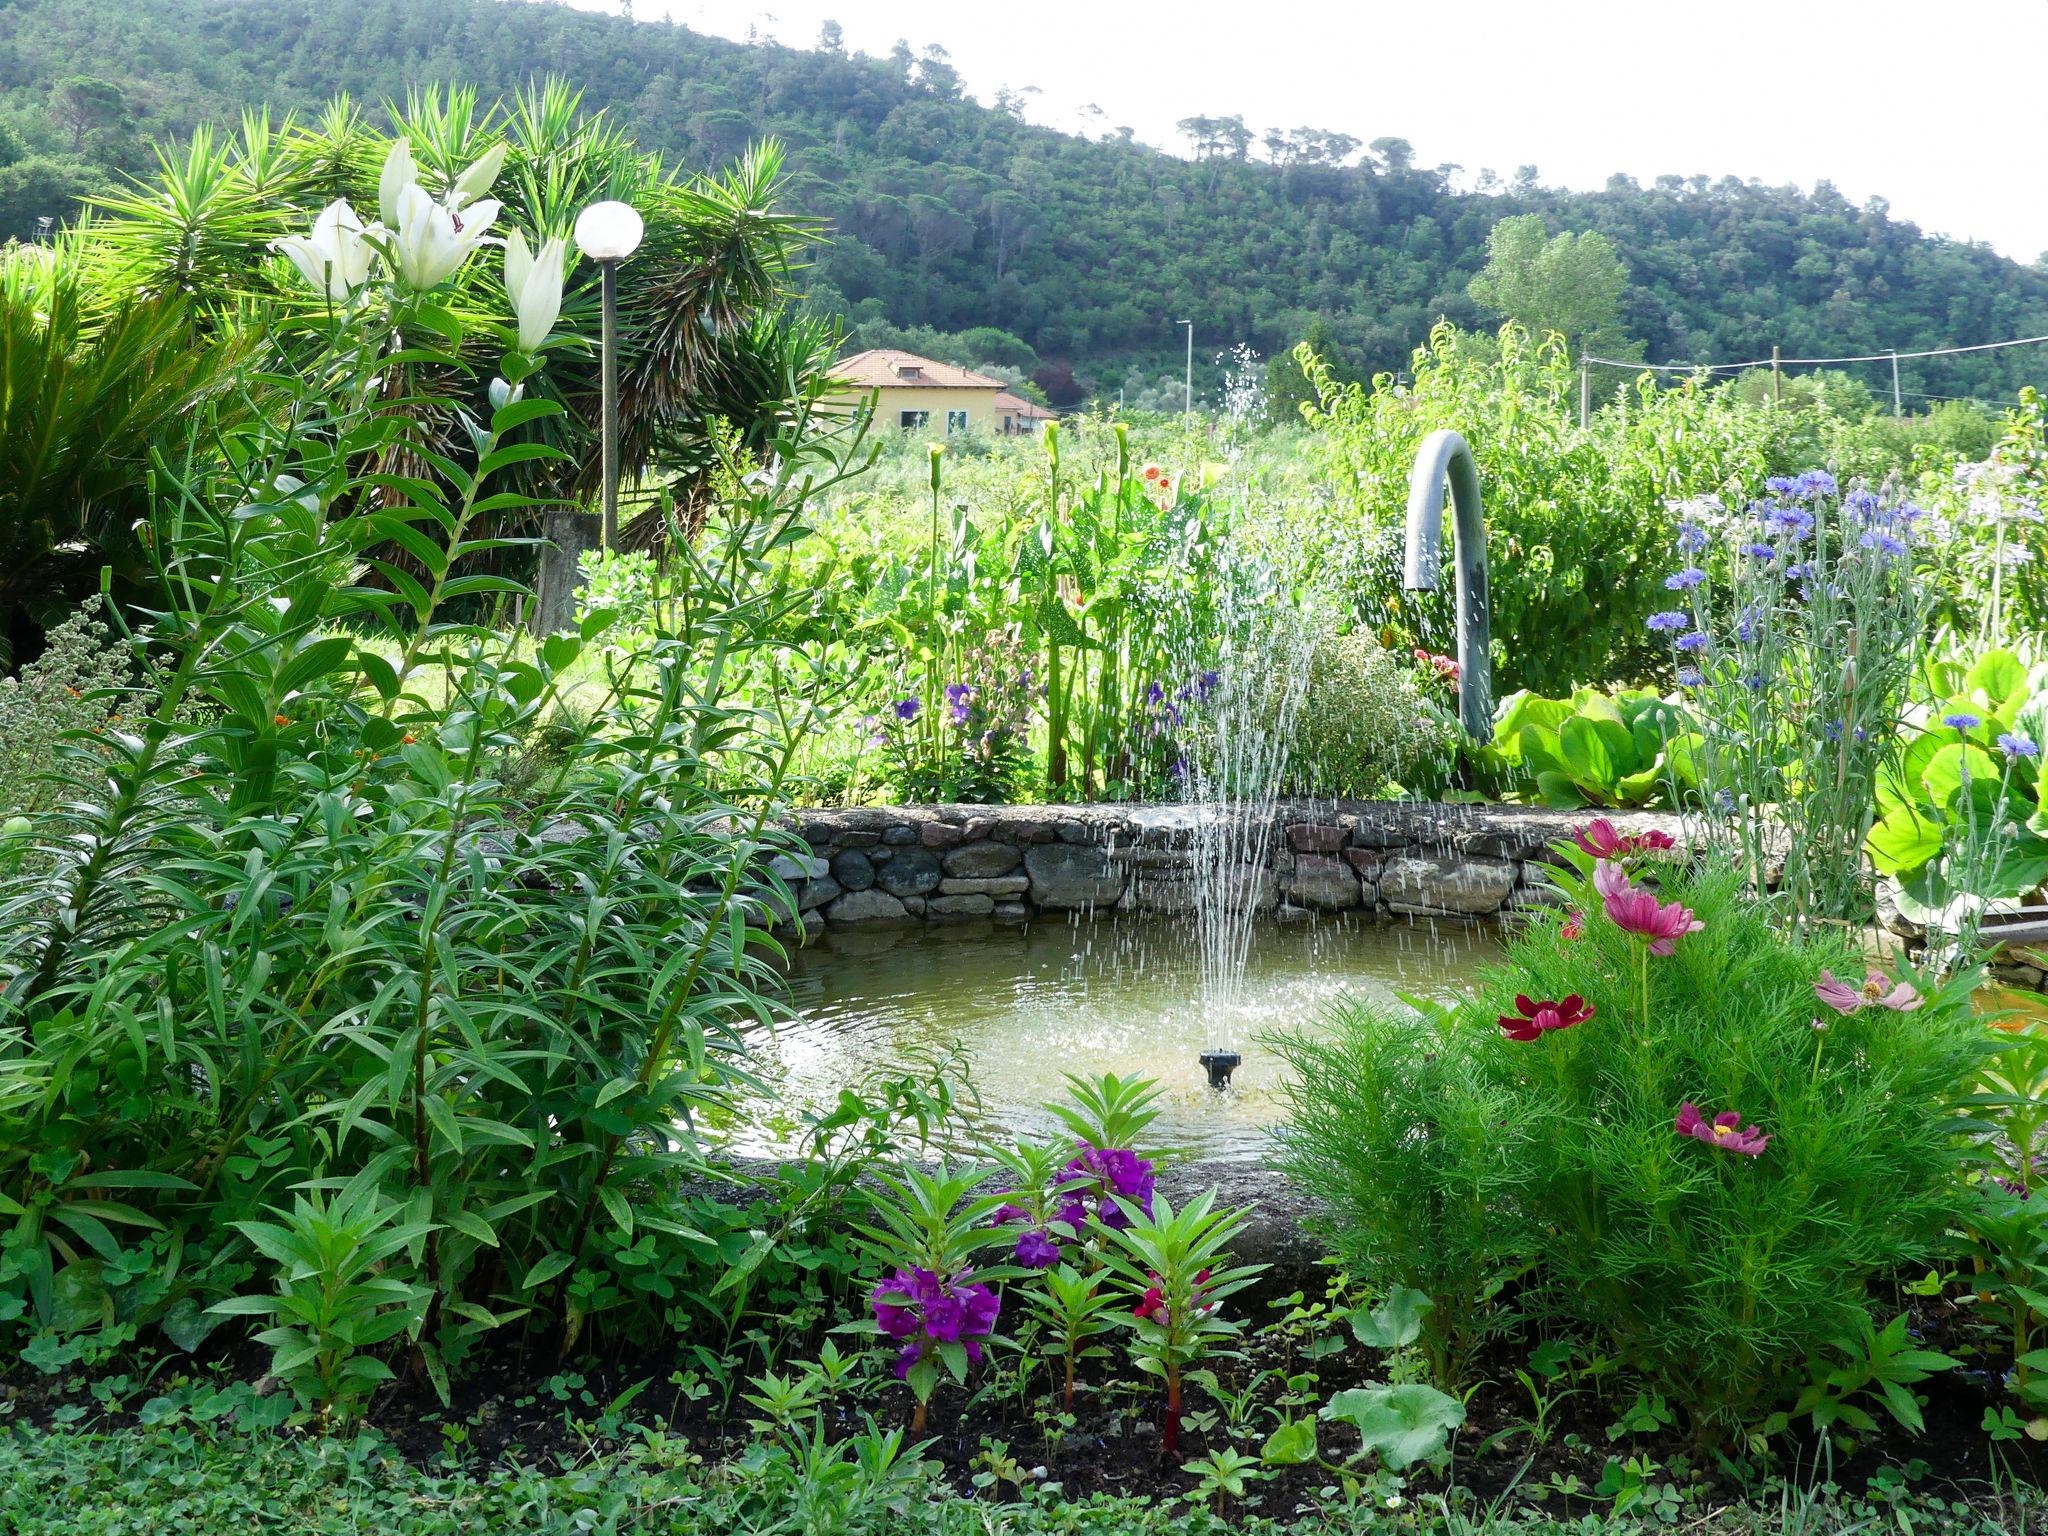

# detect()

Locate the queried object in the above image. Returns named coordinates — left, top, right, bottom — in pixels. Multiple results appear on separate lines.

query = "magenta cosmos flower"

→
left=1813, top=968, right=1922, bottom=1016
left=1498, top=993, right=1595, bottom=1042
left=1674, top=1101, right=1769, bottom=1157
left=1573, top=818, right=1677, bottom=860
left=1593, top=861, right=1703, bottom=956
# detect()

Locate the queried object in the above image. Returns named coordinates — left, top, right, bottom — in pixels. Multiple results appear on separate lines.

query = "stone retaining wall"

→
left=770, top=801, right=1682, bottom=934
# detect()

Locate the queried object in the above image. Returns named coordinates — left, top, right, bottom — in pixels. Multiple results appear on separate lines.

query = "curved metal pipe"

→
left=1402, top=429, right=1493, bottom=742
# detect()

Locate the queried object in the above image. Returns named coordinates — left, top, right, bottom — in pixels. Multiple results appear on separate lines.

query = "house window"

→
left=946, top=409, right=970, bottom=434
left=898, top=409, right=929, bottom=430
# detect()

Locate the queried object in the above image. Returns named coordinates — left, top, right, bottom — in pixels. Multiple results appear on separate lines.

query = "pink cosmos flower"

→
left=1813, top=968, right=1922, bottom=1016
left=1573, top=818, right=1678, bottom=860
left=1593, top=860, right=1703, bottom=956
left=1498, top=993, right=1595, bottom=1042
left=1674, top=1101, right=1769, bottom=1156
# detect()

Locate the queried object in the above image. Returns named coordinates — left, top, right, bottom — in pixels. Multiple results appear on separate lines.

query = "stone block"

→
left=1379, top=853, right=1518, bottom=915
left=1025, top=842, right=1128, bottom=909
left=825, top=888, right=908, bottom=924
left=926, top=892, right=996, bottom=917
left=939, top=875, right=1031, bottom=897
left=873, top=849, right=942, bottom=898
left=943, top=841, right=1023, bottom=878
left=1285, top=822, right=1349, bottom=853
left=1279, top=852, right=1362, bottom=910
left=920, top=821, right=967, bottom=849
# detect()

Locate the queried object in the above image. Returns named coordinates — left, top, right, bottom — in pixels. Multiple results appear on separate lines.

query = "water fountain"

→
left=1177, top=574, right=1316, bottom=1090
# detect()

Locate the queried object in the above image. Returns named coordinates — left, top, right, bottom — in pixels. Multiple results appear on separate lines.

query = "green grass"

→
left=1, top=1418, right=2039, bottom=1536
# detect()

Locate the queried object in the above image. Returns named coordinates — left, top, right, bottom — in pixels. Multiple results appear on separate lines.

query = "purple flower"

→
left=1943, top=713, right=1982, bottom=732
left=944, top=682, right=972, bottom=726
left=1014, top=1229, right=1060, bottom=1268
left=1741, top=542, right=1777, bottom=560
left=2000, top=733, right=2040, bottom=761
left=1860, top=530, right=1907, bottom=557
left=1146, top=681, right=1166, bottom=705
left=869, top=1266, right=999, bottom=1378
left=1793, top=470, right=1838, bottom=499
left=1764, top=476, right=1797, bottom=495
left=1675, top=631, right=1709, bottom=652
left=1665, top=567, right=1707, bottom=591
left=1676, top=522, right=1709, bottom=554
left=1058, top=1142, right=1156, bottom=1231
left=893, top=697, right=920, bottom=722
left=1677, top=666, right=1704, bottom=688
left=1647, top=610, right=1691, bottom=633
left=1844, top=490, right=1880, bottom=523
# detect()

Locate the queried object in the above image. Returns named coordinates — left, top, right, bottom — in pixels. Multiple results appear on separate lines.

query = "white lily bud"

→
left=378, top=140, right=417, bottom=229
left=503, top=228, right=569, bottom=353
left=447, top=143, right=508, bottom=211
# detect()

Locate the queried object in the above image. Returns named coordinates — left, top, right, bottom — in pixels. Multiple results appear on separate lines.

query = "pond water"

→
left=731, top=915, right=1503, bottom=1161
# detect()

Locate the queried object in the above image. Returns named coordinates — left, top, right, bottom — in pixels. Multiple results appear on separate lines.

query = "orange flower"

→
left=273, top=714, right=291, bottom=727
left=401, top=733, right=417, bottom=745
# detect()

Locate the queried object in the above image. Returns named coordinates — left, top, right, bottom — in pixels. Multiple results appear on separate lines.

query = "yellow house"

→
left=828, top=349, right=1056, bottom=436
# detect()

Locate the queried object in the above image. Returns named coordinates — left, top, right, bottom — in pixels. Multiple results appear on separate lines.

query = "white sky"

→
left=563, top=0, right=2048, bottom=262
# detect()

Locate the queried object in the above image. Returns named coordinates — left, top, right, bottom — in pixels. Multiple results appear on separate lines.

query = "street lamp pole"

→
left=1180, top=319, right=1193, bottom=430
left=573, top=200, right=645, bottom=552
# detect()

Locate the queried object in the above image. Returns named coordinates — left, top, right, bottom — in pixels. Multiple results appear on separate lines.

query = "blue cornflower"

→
left=1715, top=788, right=1739, bottom=816
left=1784, top=562, right=1812, bottom=582
left=1823, top=720, right=1844, bottom=741
left=1665, top=567, right=1707, bottom=591
left=1647, top=610, right=1691, bottom=632
left=1860, top=530, right=1908, bottom=557
left=893, top=697, right=920, bottom=722
left=1999, top=733, right=2040, bottom=761
left=1677, top=666, right=1704, bottom=688
left=1764, top=476, right=1798, bottom=495
left=1741, top=541, right=1777, bottom=560
left=1766, top=504, right=1816, bottom=540
left=1734, top=606, right=1761, bottom=642
left=1844, top=489, right=1880, bottom=523
left=1675, top=631, right=1710, bottom=652
left=1793, top=470, right=1838, bottom=499
left=1676, top=521, right=1710, bottom=554
left=1743, top=673, right=1769, bottom=691
left=1942, top=712, right=1982, bottom=732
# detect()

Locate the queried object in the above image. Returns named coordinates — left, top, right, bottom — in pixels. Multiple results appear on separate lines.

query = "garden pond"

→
left=734, top=914, right=1503, bottom=1159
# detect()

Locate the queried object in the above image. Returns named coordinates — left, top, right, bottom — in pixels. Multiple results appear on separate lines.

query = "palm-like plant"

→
left=0, top=245, right=238, bottom=654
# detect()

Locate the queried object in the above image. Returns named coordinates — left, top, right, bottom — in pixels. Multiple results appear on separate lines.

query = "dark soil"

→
left=4, top=1253, right=2040, bottom=1524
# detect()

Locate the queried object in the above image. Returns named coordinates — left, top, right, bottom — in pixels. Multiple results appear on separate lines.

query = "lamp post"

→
left=572, top=199, right=645, bottom=550
left=1179, top=318, right=1193, bottom=431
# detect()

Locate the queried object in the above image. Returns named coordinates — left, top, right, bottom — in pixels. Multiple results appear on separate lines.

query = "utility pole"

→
left=1889, top=350, right=1902, bottom=417
left=1180, top=319, right=1193, bottom=430
left=1771, top=345, right=1782, bottom=407
left=1579, top=349, right=1591, bottom=429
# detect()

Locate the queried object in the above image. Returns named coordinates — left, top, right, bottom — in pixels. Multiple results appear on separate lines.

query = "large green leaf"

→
left=1965, top=650, right=2030, bottom=711
left=1558, top=714, right=1617, bottom=794
left=1321, top=1383, right=1467, bottom=1470
left=1865, top=807, right=1944, bottom=878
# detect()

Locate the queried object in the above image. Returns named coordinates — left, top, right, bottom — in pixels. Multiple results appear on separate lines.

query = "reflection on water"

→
left=729, top=914, right=1501, bottom=1161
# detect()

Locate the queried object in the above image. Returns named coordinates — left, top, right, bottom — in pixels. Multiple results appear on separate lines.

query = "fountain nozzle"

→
left=1199, top=1050, right=1242, bottom=1091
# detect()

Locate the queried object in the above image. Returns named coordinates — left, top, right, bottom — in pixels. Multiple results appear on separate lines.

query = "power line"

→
left=1583, top=330, right=2048, bottom=374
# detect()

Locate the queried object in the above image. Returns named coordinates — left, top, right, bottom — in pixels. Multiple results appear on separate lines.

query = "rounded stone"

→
left=830, top=848, right=875, bottom=891
left=825, top=888, right=908, bottom=925
left=873, top=848, right=942, bottom=898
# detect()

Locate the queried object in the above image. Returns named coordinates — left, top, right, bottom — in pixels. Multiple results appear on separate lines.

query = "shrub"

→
left=1272, top=847, right=1989, bottom=1440
left=0, top=595, right=130, bottom=818
left=1286, top=625, right=1455, bottom=798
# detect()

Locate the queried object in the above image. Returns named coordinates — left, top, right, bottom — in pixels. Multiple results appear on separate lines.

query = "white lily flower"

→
left=391, top=182, right=500, bottom=291
left=273, top=198, right=375, bottom=300
left=378, top=140, right=417, bottom=228
left=446, top=143, right=508, bottom=211
left=503, top=229, right=569, bottom=352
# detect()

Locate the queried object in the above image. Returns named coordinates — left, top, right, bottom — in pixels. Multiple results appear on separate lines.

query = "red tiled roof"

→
left=833, top=349, right=1009, bottom=390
